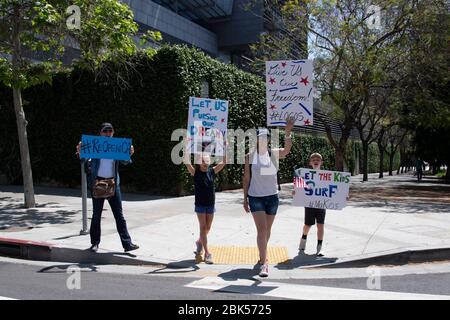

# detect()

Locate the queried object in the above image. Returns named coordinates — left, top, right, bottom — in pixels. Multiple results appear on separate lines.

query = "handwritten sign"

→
left=80, top=135, right=132, bottom=161
left=266, top=60, right=314, bottom=127
left=187, top=97, right=229, bottom=155
left=293, top=168, right=350, bottom=210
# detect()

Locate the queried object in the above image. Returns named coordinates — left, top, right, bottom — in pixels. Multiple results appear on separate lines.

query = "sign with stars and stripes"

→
left=266, top=60, right=314, bottom=127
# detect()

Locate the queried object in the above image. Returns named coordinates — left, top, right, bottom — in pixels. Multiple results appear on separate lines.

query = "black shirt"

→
left=194, top=166, right=216, bottom=207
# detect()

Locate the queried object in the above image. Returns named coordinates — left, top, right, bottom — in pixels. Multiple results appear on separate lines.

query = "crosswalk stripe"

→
left=186, top=277, right=450, bottom=300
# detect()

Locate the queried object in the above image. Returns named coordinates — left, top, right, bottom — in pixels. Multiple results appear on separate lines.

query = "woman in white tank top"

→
left=242, top=117, right=295, bottom=277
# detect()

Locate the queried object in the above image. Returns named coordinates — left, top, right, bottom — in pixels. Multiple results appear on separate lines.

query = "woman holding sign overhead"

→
left=242, top=117, right=295, bottom=277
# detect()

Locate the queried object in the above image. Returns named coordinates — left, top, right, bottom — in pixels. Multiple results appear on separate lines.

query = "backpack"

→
left=248, top=150, right=281, bottom=191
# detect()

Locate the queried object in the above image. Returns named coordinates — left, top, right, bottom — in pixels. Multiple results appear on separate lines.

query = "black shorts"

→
left=305, top=207, right=326, bottom=226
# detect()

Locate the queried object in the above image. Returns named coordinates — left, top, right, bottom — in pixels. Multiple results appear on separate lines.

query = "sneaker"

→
left=124, top=243, right=139, bottom=252
left=204, top=253, right=214, bottom=264
left=89, top=244, right=99, bottom=253
left=316, top=244, right=324, bottom=256
left=299, top=238, right=307, bottom=251
left=194, top=240, right=203, bottom=255
left=259, top=263, right=269, bottom=277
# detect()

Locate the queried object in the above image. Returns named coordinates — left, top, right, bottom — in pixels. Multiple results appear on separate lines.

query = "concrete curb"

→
left=2, top=237, right=450, bottom=269
left=0, top=237, right=171, bottom=267
left=0, top=237, right=53, bottom=261
left=300, top=246, right=450, bottom=269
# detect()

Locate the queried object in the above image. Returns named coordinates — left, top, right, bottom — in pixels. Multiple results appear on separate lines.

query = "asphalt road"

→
left=1, top=260, right=450, bottom=300
left=0, top=261, right=278, bottom=300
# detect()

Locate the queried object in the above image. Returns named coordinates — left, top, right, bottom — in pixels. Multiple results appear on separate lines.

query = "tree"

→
left=0, top=0, right=157, bottom=207
left=398, top=0, right=450, bottom=179
left=376, top=101, right=410, bottom=178
left=67, top=0, right=161, bottom=90
left=354, top=20, right=412, bottom=181
left=355, top=88, right=389, bottom=181
left=251, top=0, right=416, bottom=170
left=0, top=0, right=66, bottom=208
left=385, top=124, right=407, bottom=176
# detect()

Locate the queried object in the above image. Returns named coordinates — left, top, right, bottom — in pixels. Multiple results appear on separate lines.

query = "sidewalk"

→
left=1, top=172, right=450, bottom=272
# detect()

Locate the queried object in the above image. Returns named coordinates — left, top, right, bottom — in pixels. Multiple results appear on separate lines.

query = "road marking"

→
left=0, top=296, right=17, bottom=300
left=186, top=277, right=450, bottom=300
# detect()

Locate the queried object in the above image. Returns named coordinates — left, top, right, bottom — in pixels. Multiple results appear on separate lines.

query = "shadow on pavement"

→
left=215, top=269, right=283, bottom=295
left=274, top=251, right=337, bottom=269
left=0, top=197, right=61, bottom=210
left=216, top=283, right=277, bottom=295
left=0, top=186, right=82, bottom=198
left=0, top=204, right=78, bottom=228
left=0, top=185, right=171, bottom=202
left=146, top=259, right=200, bottom=275
left=217, top=266, right=262, bottom=281
left=38, top=263, right=98, bottom=273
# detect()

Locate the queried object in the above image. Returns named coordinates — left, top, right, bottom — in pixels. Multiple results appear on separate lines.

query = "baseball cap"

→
left=100, top=122, right=114, bottom=131
left=257, top=128, right=270, bottom=137
left=310, top=153, right=323, bottom=160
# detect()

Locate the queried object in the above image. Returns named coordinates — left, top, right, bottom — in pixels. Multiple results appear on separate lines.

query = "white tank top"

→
left=248, top=152, right=278, bottom=197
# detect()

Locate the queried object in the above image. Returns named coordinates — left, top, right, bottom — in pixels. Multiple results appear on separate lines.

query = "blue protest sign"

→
left=79, top=135, right=132, bottom=160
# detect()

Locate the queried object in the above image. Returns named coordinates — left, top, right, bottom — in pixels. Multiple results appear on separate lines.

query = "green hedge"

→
left=0, top=46, right=398, bottom=194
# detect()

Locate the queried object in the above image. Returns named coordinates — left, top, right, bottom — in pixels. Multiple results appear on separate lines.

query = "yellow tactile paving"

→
left=206, top=246, right=289, bottom=264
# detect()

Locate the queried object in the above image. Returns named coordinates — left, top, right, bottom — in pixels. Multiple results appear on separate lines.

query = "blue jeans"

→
left=90, top=188, right=132, bottom=249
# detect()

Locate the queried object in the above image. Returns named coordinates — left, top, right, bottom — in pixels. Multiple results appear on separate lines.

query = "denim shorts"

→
left=248, top=194, right=279, bottom=215
left=195, top=205, right=215, bottom=214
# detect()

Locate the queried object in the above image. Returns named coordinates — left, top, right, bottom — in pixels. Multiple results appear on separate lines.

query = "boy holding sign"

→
left=294, top=153, right=351, bottom=256
left=297, top=153, right=326, bottom=256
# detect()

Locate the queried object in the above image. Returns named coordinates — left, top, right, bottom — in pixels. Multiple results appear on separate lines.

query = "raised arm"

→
left=276, top=116, right=295, bottom=159
left=213, top=152, right=227, bottom=174
left=183, top=140, right=195, bottom=176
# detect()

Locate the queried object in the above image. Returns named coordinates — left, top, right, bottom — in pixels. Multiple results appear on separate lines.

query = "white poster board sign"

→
left=266, top=60, right=314, bottom=127
left=293, top=168, right=350, bottom=210
left=187, top=97, right=228, bottom=155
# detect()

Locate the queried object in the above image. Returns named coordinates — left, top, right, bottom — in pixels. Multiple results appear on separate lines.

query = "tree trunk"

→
left=397, top=150, right=402, bottom=175
left=378, top=143, right=384, bottom=178
left=389, top=155, right=394, bottom=176
left=362, top=141, right=369, bottom=181
left=320, top=112, right=351, bottom=172
left=335, top=148, right=345, bottom=171
left=13, top=87, right=35, bottom=208
left=388, top=144, right=395, bottom=176
left=433, top=164, right=438, bottom=175
left=12, top=6, right=35, bottom=208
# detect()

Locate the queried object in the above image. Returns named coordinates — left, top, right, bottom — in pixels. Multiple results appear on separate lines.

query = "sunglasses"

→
left=102, top=128, right=113, bottom=133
